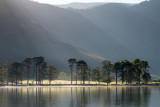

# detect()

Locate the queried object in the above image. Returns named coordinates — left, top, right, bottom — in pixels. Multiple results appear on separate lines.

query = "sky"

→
left=31, top=0, right=145, bottom=5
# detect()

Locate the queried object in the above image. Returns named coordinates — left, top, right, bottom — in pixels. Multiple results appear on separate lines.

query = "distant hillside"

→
left=76, top=0, right=160, bottom=75
left=0, top=0, right=105, bottom=72
left=22, top=0, right=160, bottom=75
left=1, top=0, right=159, bottom=76
left=22, top=0, right=134, bottom=60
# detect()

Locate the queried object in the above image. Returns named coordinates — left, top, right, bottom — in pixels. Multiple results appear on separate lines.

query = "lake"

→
left=0, top=87, right=160, bottom=107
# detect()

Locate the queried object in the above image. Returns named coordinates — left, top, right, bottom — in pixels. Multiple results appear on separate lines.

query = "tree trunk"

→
left=76, top=68, right=78, bottom=85
left=89, top=70, right=90, bottom=85
left=27, top=68, right=30, bottom=85
left=122, top=71, right=124, bottom=84
left=116, top=71, right=118, bottom=85
left=39, top=66, right=41, bottom=85
left=50, top=80, right=51, bottom=85
left=36, top=66, right=37, bottom=85
left=139, top=71, right=141, bottom=85
left=50, top=71, right=51, bottom=85
left=83, top=69, right=85, bottom=85
left=21, top=67, right=23, bottom=85
left=98, top=73, right=100, bottom=85
left=81, top=68, right=82, bottom=84
left=129, top=71, right=132, bottom=85
left=126, top=79, right=127, bottom=85
left=71, top=67, right=73, bottom=85
left=16, top=77, right=17, bottom=86
left=21, top=78, right=22, bottom=85
left=108, top=72, right=110, bottom=85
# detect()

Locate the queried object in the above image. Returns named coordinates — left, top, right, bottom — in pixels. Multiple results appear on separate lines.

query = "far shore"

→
left=0, top=84, right=160, bottom=88
left=0, top=80, right=160, bottom=88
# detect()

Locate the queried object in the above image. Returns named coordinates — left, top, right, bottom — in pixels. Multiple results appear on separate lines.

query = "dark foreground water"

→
left=0, top=87, right=160, bottom=107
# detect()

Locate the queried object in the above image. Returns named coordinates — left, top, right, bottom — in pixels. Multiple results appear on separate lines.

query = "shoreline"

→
left=0, top=84, right=160, bottom=88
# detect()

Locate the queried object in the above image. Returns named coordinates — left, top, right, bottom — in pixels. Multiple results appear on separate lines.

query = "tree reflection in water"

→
left=0, top=87, right=158, bottom=107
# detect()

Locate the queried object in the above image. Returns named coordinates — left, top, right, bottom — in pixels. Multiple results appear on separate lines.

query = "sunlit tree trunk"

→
left=76, top=68, right=78, bottom=85
left=27, top=67, right=30, bottom=85
left=70, top=66, right=73, bottom=85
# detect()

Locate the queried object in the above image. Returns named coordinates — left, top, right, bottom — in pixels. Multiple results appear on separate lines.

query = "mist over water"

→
left=0, top=87, right=160, bottom=107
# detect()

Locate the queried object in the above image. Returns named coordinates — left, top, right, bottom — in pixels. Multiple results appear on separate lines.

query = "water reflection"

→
left=0, top=87, right=159, bottom=107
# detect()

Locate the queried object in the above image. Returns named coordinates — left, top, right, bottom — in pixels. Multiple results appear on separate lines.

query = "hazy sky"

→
left=31, top=0, right=145, bottom=5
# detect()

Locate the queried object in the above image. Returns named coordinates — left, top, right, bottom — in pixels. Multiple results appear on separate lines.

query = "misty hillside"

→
left=21, top=0, right=159, bottom=75
left=21, top=0, right=135, bottom=60
left=0, top=0, right=105, bottom=72
left=0, top=0, right=160, bottom=75
left=76, top=0, right=160, bottom=75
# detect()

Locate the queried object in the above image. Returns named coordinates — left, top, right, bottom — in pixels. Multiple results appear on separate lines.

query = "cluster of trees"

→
left=0, top=57, right=57, bottom=85
left=68, top=58, right=152, bottom=85
left=68, top=59, right=88, bottom=85
left=104, top=59, right=151, bottom=85
left=0, top=57, right=152, bottom=86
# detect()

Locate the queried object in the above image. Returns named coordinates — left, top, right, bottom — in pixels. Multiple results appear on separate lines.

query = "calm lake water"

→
left=0, top=87, right=160, bottom=107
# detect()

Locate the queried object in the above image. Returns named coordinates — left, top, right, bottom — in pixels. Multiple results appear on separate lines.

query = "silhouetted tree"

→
left=132, top=59, right=142, bottom=84
left=119, top=61, right=126, bottom=84
left=3, top=61, right=12, bottom=85
left=113, top=62, right=121, bottom=85
left=141, top=61, right=149, bottom=73
left=32, top=57, right=39, bottom=84
left=20, top=63, right=25, bottom=85
left=10, top=62, right=22, bottom=85
left=123, top=60, right=132, bottom=84
left=102, top=60, right=113, bottom=85
left=76, top=60, right=87, bottom=84
left=142, top=72, right=151, bottom=83
left=76, top=65, right=79, bottom=84
left=23, top=58, right=32, bottom=85
left=68, top=58, right=77, bottom=85
left=40, top=62, right=47, bottom=84
left=0, top=66, right=3, bottom=84
left=92, top=67, right=101, bottom=84
left=88, top=66, right=91, bottom=84
left=32, top=56, right=44, bottom=84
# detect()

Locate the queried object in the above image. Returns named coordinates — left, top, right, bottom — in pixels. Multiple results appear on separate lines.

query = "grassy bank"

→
left=0, top=80, right=160, bottom=86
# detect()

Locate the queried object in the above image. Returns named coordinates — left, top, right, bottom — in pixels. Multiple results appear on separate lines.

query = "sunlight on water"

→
left=0, top=87, right=160, bottom=107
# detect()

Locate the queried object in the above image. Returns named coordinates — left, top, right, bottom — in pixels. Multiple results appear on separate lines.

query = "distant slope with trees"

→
left=15, top=0, right=160, bottom=76
left=0, top=0, right=159, bottom=76
left=0, top=0, right=104, bottom=73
